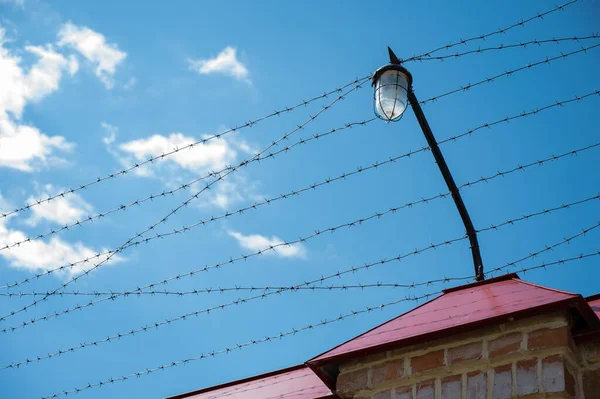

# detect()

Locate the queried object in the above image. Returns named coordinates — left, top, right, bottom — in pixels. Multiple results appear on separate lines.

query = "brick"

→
left=337, top=368, right=368, bottom=394
left=410, top=350, right=444, bottom=374
left=516, top=359, right=538, bottom=396
left=441, top=375, right=461, bottom=398
left=345, top=352, right=388, bottom=369
left=528, top=327, right=569, bottom=350
left=416, top=380, right=434, bottom=399
left=492, top=364, right=512, bottom=399
left=394, top=385, right=413, bottom=399
left=488, top=332, right=522, bottom=357
left=564, top=365, right=576, bottom=396
left=541, top=355, right=566, bottom=393
left=467, top=371, right=486, bottom=399
left=447, top=341, right=482, bottom=364
left=371, top=358, right=404, bottom=385
left=373, top=389, right=392, bottom=399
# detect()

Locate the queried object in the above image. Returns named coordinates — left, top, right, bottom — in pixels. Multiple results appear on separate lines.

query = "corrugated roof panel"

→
left=310, top=276, right=577, bottom=363
left=167, top=365, right=334, bottom=399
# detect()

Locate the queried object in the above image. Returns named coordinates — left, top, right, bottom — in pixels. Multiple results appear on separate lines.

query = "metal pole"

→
left=407, top=89, right=485, bottom=281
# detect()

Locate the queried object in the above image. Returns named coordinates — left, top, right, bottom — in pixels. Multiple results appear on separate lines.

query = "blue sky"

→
left=0, top=0, right=599, bottom=398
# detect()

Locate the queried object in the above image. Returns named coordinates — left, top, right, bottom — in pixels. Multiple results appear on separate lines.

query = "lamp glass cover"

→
left=374, top=69, right=409, bottom=121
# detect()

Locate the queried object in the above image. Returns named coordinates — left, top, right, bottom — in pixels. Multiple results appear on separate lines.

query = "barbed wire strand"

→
left=5, top=187, right=598, bottom=366
left=0, top=79, right=370, bottom=323
left=3, top=78, right=597, bottom=293
left=0, top=77, right=372, bottom=222
left=404, top=0, right=580, bottom=62
left=422, top=43, right=600, bottom=105
left=40, top=250, right=599, bottom=398
left=0, top=283, right=454, bottom=298
left=412, top=34, right=600, bottom=61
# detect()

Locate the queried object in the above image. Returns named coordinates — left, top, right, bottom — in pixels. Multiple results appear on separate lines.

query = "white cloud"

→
left=118, top=132, right=238, bottom=175
left=0, top=28, right=75, bottom=171
left=0, top=119, right=73, bottom=171
left=0, top=191, right=119, bottom=276
left=24, top=184, right=94, bottom=227
left=106, top=123, right=259, bottom=209
left=57, top=21, right=126, bottom=89
left=0, top=219, right=121, bottom=276
left=228, top=230, right=306, bottom=259
left=188, top=46, right=250, bottom=83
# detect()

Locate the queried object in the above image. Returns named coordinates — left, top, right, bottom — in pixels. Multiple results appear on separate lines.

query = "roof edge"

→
left=442, top=273, right=519, bottom=294
left=165, top=364, right=307, bottom=399
left=516, top=279, right=578, bottom=296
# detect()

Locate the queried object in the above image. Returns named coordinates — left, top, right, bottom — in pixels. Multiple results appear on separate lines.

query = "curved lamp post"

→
left=373, top=47, right=485, bottom=281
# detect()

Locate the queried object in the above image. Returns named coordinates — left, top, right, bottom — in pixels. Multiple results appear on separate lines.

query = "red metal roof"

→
left=587, top=294, right=600, bottom=319
left=309, top=274, right=592, bottom=367
left=165, top=365, right=335, bottom=399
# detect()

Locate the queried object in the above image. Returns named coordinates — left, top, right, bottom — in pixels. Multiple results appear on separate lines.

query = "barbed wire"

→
left=486, top=220, right=600, bottom=278
left=118, top=141, right=600, bottom=255
left=5, top=184, right=597, bottom=365
left=3, top=38, right=597, bottom=256
left=0, top=117, right=376, bottom=253
left=5, top=237, right=463, bottom=369
left=422, top=43, right=600, bottom=104
left=1, top=1, right=581, bottom=227
left=37, top=289, right=439, bottom=399
left=0, top=283, right=450, bottom=298
left=5, top=140, right=598, bottom=332
left=39, top=249, right=599, bottom=398
left=404, top=0, right=579, bottom=62
left=0, top=77, right=371, bottom=222
left=437, top=90, right=600, bottom=145
left=3, top=192, right=598, bottom=301
left=2, top=88, right=597, bottom=292
left=0, top=79, right=370, bottom=323
left=3, top=44, right=597, bottom=320
left=411, top=34, right=600, bottom=61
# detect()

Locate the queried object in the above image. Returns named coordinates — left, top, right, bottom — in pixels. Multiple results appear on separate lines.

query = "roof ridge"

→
left=442, top=273, right=519, bottom=294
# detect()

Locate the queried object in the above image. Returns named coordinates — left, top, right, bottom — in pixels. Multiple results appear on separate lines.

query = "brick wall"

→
left=335, top=311, right=593, bottom=399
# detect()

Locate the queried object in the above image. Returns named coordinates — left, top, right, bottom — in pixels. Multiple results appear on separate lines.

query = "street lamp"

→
left=373, top=47, right=485, bottom=281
